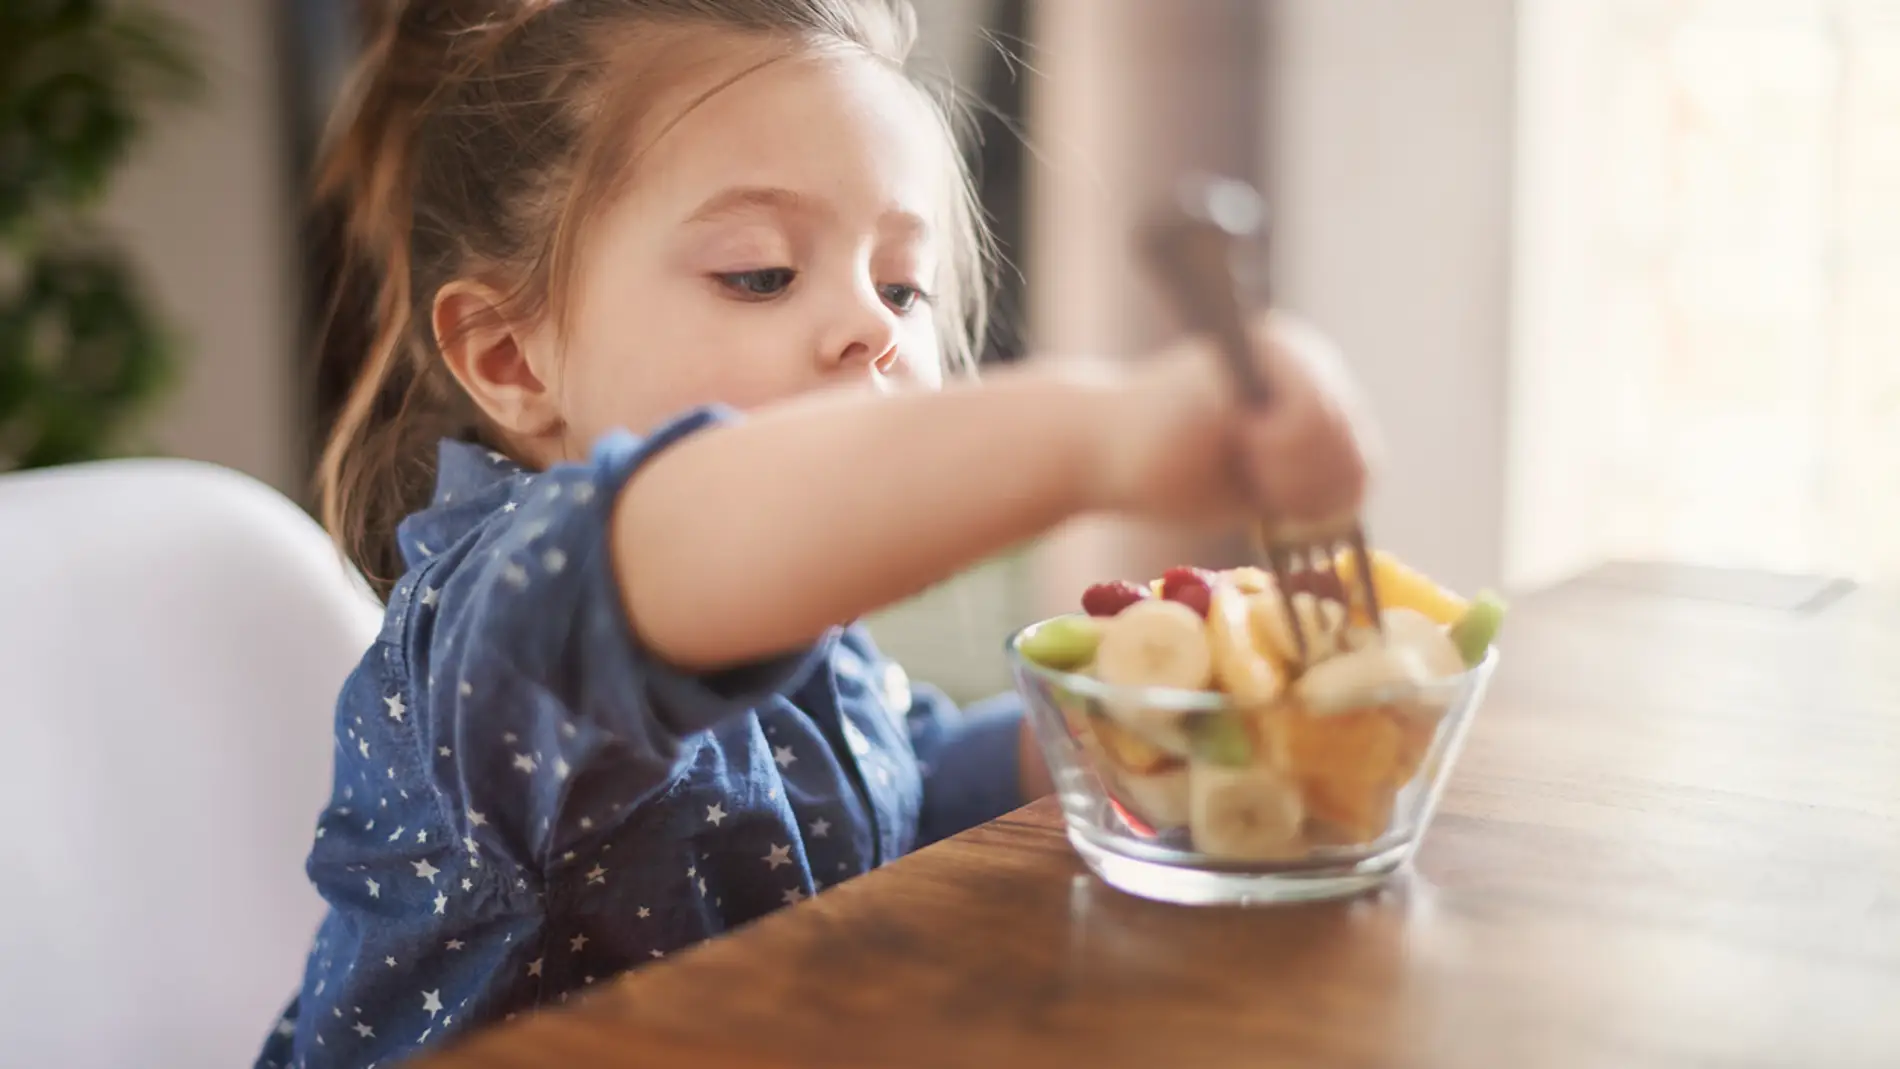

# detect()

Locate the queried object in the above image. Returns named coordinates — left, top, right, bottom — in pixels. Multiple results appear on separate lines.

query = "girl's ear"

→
left=433, top=280, right=564, bottom=439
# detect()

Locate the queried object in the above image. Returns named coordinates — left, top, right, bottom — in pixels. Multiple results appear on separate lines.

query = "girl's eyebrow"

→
left=684, top=185, right=931, bottom=238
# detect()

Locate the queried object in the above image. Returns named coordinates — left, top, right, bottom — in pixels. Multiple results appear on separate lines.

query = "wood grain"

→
left=415, top=566, right=1900, bottom=1069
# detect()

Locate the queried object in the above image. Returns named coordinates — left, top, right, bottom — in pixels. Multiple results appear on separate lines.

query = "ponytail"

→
left=314, top=2, right=512, bottom=597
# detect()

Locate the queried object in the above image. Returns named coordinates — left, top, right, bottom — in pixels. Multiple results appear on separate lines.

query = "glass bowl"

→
left=1008, top=615, right=1498, bottom=906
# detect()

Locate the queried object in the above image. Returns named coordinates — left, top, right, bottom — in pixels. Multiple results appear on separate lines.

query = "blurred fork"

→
left=1137, top=175, right=1382, bottom=665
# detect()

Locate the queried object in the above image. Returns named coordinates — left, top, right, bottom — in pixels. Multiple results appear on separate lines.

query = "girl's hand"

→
left=1096, top=312, right=1379, bottom=526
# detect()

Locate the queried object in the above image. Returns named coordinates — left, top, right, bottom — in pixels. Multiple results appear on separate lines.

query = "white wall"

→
left=1264, top=0, right=1518, bottom=595
left=104, top=0, right=299, bottom=494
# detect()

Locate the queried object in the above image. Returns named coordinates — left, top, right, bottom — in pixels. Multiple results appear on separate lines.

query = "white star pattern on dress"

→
left=417, top=830, right=428, bottom=843
left=562, top=850, right=576, bottom=862
left=698, top=877, right=707, bottom=895
left=422, top=990, right=443, bottom=1017
left=445, top=939, right=464, bottom=951
left=419, top=586, right=438, bottom=607
left=315, top=827, right=326, bottom=840
left=572, top=482, right=596, bottom=504
left=275, top=1017, right=296, bottom=1037
left=570, top=933, right=588, bottom=952
left=650, top=949, right=664, bottom=959
left=459, top=681, right=472, bottom=698
left=502, top=500, right=518, bottom=513
left=433, top=892, right=448, bottom=915
left=358, top=738, right=370, bottom=758
left=585, top=864, right=607, bottom=885
left=501, top=732, right=518, bottom=744
left=705, top=804, right=727, bottom=827
left=461, top=878, right=472, bottom=892
left=543, top=548, right=567, bottom=574
left=412, top=859, right=439, bottom=882
left=763, top=844, right=792, bottom=870
left=438, top=746, right=451, bottom=757
left=365, top=878, right=380, bottom=898
left=527, top=958, right=544, bottom=977
left=637, top=906, right=651, bottom=919
left=385, top=956, right=397, bottom=967
left=386, top=825, right=403, bottom=841
left=383, top=694, right=405, bottom=721
left=554, top=757, right=571, bottom=780
left=578, top=816, right=592, bottom=830
left=561, top=721, right=577, bottom=739
left=773, top=745, right=797, bottom=768
left=810, top=818, right=830, bottom=838
left=467, top=808, right=487, bottom=827
left=353, top=1022, right=374, bottom=1039
left=783, top=888, right=806, bottom=905
left=502, top=562, right=529, bottom=589
left=512, top=753, right=537, bottom=773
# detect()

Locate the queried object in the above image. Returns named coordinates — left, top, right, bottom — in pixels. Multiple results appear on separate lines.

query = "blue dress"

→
left=256, top=406, right=1025, bottom=1069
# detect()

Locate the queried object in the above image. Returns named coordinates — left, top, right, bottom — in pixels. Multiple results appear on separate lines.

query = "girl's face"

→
left=534, top=48, right=951, bottom=461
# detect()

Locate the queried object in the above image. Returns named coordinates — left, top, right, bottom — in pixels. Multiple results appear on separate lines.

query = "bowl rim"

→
left=1004, top=612, right=1499, bottom=711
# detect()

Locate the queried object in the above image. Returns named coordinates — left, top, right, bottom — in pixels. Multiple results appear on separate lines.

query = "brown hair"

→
left=315, top=0, right=992, bottom=597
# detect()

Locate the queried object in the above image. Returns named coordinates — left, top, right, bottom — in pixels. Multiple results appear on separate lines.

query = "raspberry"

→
left=1081, top=580, right=1151, bottom=618
left=1159, top=566, right=1216, bottom=618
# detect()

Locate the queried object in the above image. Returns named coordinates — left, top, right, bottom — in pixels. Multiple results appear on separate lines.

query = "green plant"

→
left=0, top=0, right=201, bottom=471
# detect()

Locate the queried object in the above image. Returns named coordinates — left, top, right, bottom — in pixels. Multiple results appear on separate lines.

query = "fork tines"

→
left=1250, top=519, right=1383, bottom=667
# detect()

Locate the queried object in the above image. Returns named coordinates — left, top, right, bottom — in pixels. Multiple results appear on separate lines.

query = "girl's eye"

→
left=879, top=283, right=932, bottom=314
left=717, top=268, right=797, bottom=299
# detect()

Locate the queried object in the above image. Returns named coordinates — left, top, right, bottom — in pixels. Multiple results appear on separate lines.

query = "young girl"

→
left=259, top=1, right=1375, bottom=1066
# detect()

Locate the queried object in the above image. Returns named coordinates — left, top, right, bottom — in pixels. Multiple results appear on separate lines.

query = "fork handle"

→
left=1136, top=177, right=1273, bottom=407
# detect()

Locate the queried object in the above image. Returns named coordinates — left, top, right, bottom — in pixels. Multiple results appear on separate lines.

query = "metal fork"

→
left=1137, top=175, right=1382, bottom=665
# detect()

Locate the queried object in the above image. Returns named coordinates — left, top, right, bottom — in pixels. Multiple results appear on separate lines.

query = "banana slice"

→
left=1379, top=607, right=1465, bottom=679
left=1294, top=642, right=1433, bottom=715
left=1223, top=566, right=1273, bottom=594
left=1094, top=598, right=1215, bottom=691
left=1188, top=760, right=1305, bottom=861
left=1113, top=765, right=1192, bottom=830
left=1248, top=590, right=1347, bottom=667
left=1207, top=584, right=1285, bottom=706
left=1089, top=709, right=1179, bottom=774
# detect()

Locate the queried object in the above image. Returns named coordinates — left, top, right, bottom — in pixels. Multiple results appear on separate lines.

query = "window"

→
left=1510, top=0, right=1900, bottom=586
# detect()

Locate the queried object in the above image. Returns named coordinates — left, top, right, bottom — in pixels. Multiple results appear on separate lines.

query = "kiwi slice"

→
left=1186, top=712, right=1254, bottom=767
left=1018, top=615, right=1105, bottom=671
left=1449, top=590, right=1507, bottom=667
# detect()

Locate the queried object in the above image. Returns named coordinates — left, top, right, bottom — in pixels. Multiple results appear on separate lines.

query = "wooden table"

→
left=419, top=565, right=1900, bottom=1068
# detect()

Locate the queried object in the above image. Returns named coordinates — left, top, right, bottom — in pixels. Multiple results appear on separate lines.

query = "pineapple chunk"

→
left=1335, top=549, right=1468, bottom=626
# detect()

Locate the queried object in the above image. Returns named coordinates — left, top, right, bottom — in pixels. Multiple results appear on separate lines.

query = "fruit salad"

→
left=1014, top=551, right=1504, bottom=862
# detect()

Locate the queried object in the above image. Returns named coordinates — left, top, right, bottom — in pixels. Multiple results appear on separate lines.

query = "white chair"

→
left=0, top=459, right=381, bottom=1068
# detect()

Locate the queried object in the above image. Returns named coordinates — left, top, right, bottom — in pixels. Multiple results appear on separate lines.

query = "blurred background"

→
left=6, top=0, right=1896, bottom=700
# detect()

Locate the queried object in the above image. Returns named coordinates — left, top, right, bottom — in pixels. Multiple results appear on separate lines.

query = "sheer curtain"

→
left=1511, top=0, right=1900, bottom=588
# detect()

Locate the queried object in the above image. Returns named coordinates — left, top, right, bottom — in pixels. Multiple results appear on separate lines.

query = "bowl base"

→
left=1068, top=828, right=1412, bottom=906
